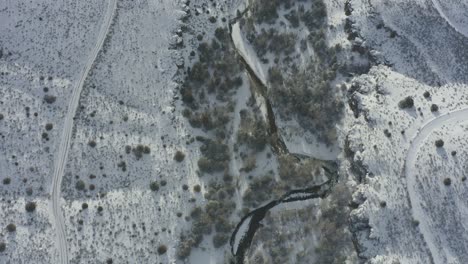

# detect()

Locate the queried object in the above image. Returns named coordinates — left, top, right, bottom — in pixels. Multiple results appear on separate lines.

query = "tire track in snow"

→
left=50, top=0, right=117, bottom=263
left=404, top=107, right=468, bottom=264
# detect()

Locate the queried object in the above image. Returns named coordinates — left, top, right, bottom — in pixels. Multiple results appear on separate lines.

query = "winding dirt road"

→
left=404, top=108, right=468, bottom=264
left=50, top=0, right=117, bottom=263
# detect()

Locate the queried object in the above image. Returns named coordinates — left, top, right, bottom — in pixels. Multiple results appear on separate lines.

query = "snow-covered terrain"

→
left=2, top=0, right=468, bottom=263
left=51, top=0, right=117, bottom=262
left=343, top=0, right=468, bottom=262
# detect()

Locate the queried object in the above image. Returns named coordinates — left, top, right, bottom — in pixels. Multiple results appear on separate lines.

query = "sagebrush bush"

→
left=157, top=245, right=168, bottom=255
left=398, top=96, right=414, bottom=109
left=174, top=151, right=186, bottom=162
left=443, top=178, right=451, bottom=186
left=6, top=223, right=16, bottom=232
left=75, top=180, right=85, bottom=191
left=150, top=181, right=159, bottom=192
left=25, top=202, right=36, bottom=212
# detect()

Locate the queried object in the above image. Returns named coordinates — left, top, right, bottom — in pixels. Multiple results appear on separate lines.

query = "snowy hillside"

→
left=2, top=0, right=468, bottom=263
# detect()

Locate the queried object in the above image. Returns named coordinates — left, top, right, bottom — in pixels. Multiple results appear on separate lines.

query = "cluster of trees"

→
left=186, top=106, right=232, bottom=133
left=252, top=29, right=297, bottom=58
left=315, top=183, right=354, bottom=263
left=182, top=27, right=243, bottom=110
left=176, top=21, right=247, bottom=259
left=278, top=155, right=323, bottom=187
left=269, top=62, right=344, bottom=145
left=243, top=174, right=277, bottom=207
left=251, top=0, right=281, bottom=24
left=243, top=0, right=345, bottom=146
left=131, top=144, right=151, bottom=160
left=197, top=138, right=230, bottom=174
left=177, top=181, right=236, bottom=258
left=237, top=109, right=268, bottom=152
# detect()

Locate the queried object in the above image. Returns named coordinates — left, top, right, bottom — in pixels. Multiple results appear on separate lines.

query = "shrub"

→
left=443, top=178, right=451, bottom=186
left=212, top=233, right=229, bottom=248
left=398, top=96, right=414, bottom=109
left=150, top=181, right=159, bottom=192
left=285, top=10, right=300, bottom=28
left=174, top=151, right=186, bottom=162
left=45, top=123, right=53, bottom=131
left=198, top=157, right=226, bottom=173
left=269, top=32, right=296, bottom=55
left=345, top=1, right=352, bottom=16
left=435, top=139, right=444, bottom=148
left=75, top=180, right=85, bottom=191
left=0, top=242, right=5, bottom=252
left=117, top=161, right=127, bottom=172
left=181, top=87, right=195, bottom=105
left=189, top=62, right=209, bottom=83
left=106, top=259, right=113, bottom=264
left=143, top=146, right=151, bottom=154
left=132, top=145, right=150, bottom=159
left=200, top=140, right=229, bottom=162
left=44, top=95, right=57, bottom=104
left=88, top=140, right=97, bottom=148
left=197, top=140, right=230, bottom=173
left=157, top=245, right=168, bottom=255
left=423, top=91, right=430, bottom=98
left=2, top=178, right=11, bottom=185
left=0, top=113, right=3, bottom=120
left=25, top=202, right=36, bottom=212
left=177, top=237, right=193, bottom=259
left=278, top=156, right=322, bottom=187
left=6, top=223, right=16, bottom=232
left=214, top=218, right=232, bottom=233
left=252, top=0, right=280, bottom=24
left=383, top=129, right=391, bottom=138
left=125, top=145, right=131, bottom=154
left=237, top=112, right=268, bottom=151
left=133, top=145, right=144, bottom=159
left=241, top=156, right=256, bottom=172
left=430, top=104, right=439, bottom=112
left=214, top=27, right=229, bottom=42
left=193, top=185, right=201, bottom=193
left=82, top=203, right=88, bottom=210
left=451, top=151, right=457, bottom=156
left=190, top=207, right=203, bottom=219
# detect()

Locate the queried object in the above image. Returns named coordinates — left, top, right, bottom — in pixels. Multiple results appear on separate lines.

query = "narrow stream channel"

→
left=227, top=16, right=339, bottom=263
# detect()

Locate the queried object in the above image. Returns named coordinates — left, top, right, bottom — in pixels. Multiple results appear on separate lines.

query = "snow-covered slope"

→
left=3, top=0, right=468, bottom=263
left=0, top=1, right=108, bottom=262
left=345, top=65, right=468, bottom=263
left=343, top=1, right=468, bottom=262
